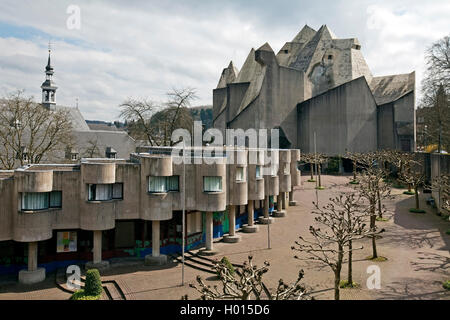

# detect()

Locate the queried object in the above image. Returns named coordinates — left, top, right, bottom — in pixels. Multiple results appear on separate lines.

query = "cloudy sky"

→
left=0, top=0, right=448, bottom=121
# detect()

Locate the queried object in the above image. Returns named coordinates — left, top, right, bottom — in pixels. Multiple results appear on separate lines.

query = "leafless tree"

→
left=302, top=153, right=316, bottom=182
left=419, top=35, right=450, bottom=152
left=292, top=193, right=379, bottom=300
left=346, top=151, right=363, bottom=184
left=0, top=91, right=73, bottom=169
left=353, top=152, right=391, bottom=259
left=397, top=156, right=426, bottom=213
left=314, top=153, right=328, bottom=189
left=189, top=255, right=309, bottom=300
left=119, top=87, right=196, bottom=146
left=82, top=138, right=102, bottom=158
left=432, top=175, right=450, bottom=215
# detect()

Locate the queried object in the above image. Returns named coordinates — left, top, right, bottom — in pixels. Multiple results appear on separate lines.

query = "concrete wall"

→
left=297, top=77, right=377, bottom=155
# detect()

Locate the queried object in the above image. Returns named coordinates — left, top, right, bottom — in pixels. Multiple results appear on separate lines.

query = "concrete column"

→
left=86, top=230, right=109, bottom=270
left=224, top=206, right=241, bottom=242
left=18, top=242, right=45, bottom=284
left=206, top=211, right=213, bottom=250
left=243, top=200, right=259, bottom=233
left=247, top=200, right=254, bottom=226
left=152, top=220, right=160, bottom=257
left=281, top=192, right=286, bottom=210
left=145, top=220, right=168, bottom=265
left=259, top=196, right=273, bottom=224
left=274, top=192, right=286, bottom=218
left=289, top=190, right=297, bottom=206
left=93, top=230, right=102, bottom=264
left=28, top=242, right=38, bottom=272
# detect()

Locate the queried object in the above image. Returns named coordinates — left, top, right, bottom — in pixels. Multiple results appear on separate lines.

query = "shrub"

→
left=446, top=230, right=450, bottom=235
left=219, top=256, right=235, bottom=275
left=70, top=289, right=100, bottom=300
left=409, top=208, right=426, bottom=214
left=84, top=269, right=103, bottom=297
left=443, top=280, right=450, bottom=290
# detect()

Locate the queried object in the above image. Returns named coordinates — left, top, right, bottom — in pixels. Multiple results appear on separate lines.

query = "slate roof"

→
left=369, top=72, right=415, bottom=105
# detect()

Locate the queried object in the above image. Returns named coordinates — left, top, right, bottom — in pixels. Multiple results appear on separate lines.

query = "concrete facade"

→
left=0, top=147, right=301, bottom=283
left=213, top=24, right=415, bottom=155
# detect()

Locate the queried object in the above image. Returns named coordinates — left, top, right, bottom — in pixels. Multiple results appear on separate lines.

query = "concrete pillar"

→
left=274, top=192, right=286, bottom=218
left=93, top=230, right=102, bottom=264
left=28, top=242, right=38, bottom=272
left=18, top=242, right=45, bottom=284
left=243, top=200, right=259, bottom=233
left=145, top=220, right=168, bottom=265
left=86, top=230, right=109, bottom=270
left=259, top=196, right=273, bottom=224
left=152, top=220, right=160, bottom=257
left=289, top=190, right=297, bottom=206
left=224, top=205, right=241, bottom=242
left=198, top=211, right=218, bottom=255
left=247, top=201, right=254, bottom=226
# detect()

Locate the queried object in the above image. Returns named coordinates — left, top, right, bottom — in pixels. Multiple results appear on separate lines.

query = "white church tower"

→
left=41, top=44, right=57, bottom=109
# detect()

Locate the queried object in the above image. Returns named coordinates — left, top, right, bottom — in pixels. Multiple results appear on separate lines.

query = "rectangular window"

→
left=112, top=183, right=123, bottom=199
left=49, top=191, right=62, bottom=208
left=203, top=176, right=222, bottom=192
left=255, top=165, right=261, bottom=179
left=236, top=167, right=244, bottom=182
left=21, top=192, right=49, bottom=211
left=88, top=184, right=113, bottom=201
left=167, top=176, right=179, bottom=192
left=148, top=176, right=167, bottom=193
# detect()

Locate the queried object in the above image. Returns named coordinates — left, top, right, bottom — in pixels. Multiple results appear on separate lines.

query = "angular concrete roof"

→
left=369, top=72, right=415, bottom=105
left=217, top=61, right=239, bottom=89
left=292, top=25, right=317, bottom=43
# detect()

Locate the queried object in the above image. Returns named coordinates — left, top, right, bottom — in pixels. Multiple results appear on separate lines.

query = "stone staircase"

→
left=170, top=251, right=243, bottom=275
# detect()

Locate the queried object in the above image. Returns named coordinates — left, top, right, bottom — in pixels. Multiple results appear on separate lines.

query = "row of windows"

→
left=88, top=183, right=123, bottom=201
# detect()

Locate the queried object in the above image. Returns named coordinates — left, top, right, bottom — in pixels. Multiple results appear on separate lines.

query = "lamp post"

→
left=181, top=141, right=186, bottom=286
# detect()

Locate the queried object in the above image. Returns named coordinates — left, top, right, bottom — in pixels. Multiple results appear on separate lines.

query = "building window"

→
left=21, top=191, right=62, bottom=211
left=255, top=165, right=261, bottom=179
left=112, top=183, right=123, bottom=199
left=167, top=176, right=179, bottom=192
left=148, top=176, right=179, bottom=193
left=236, top=167, right=244, bottom=182
left=49, top=191, right=62, bottom=208
left=71, top=153, right=78, bottom=161
left=88, top=183, right=123, bottom=201
left=148, top=176, right=167, bottom=193
left=203, top=176, right=222, bottom=192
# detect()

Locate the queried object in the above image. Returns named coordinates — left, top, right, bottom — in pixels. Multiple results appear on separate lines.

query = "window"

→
left=88, top=183, right=122, bottom=201
left=236, top=167, right=244, bottom=182
left=203, top=176, right=222, bottom=192
left=49, top=191, right=62, bottom=208
left=148, top=176, right=179, bottom=193
left=148, top=176, right=167, bottom=193
left=328, top=55, right=333, bottom=60
left=112, top=183, right=123, bottom=199
left=167, top=176, right=179, bottom=192
left=21, top=191, right=62, bottom=211
left=255, top=165, right=261, bottom=179
left=71, top=153, right=78, bottom=161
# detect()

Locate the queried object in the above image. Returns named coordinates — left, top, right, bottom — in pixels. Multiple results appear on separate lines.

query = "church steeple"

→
left=41, top=43, right=57, bottom=109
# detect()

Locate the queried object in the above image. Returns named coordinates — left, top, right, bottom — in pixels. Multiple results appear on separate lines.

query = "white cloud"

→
left=0, top=0, right=448, bottom=120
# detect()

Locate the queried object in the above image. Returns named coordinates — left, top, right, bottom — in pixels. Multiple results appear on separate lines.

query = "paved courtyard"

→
left=0, top=175, right=449, bottom=300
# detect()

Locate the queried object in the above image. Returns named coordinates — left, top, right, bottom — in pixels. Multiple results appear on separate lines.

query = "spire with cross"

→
left=41, top=41, right=57, bottom=109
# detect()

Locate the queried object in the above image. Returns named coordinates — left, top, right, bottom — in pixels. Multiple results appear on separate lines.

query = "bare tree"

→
left=292, top=194, right=378, bottom=300
left=0, top=91, right=73, bottom=169
left=432, top=175, right=450, bottom=215
left=346, top=151, right=362, bottom=184
left=314, top=153, right=328, bottom=189
left=395, top=156, right=426, bottom=213
left=419, top=35, right=450, bottom=152
left=188, top=255, right=309, bottom=300
left=119, top=88, right=196, bottom=146
left=82, top=138, right=102, bottom=158
left=302, top=153, right=316, bottom=182
left=353, top=152, right=390, bottom=259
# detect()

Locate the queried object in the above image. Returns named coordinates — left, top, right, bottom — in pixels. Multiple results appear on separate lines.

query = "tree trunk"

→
left=353, top=160, right=357, bottom=181
left=370, top=203, right=378, bottom=259
left=415, top=186, right=420, bottom=209
left=408, top=183, right=412, bottom=193
left=348, top=240, right=353, bottom=285
left=334, top=245, right=343, bottom=300
left=377, top=190, right=382, bottom=218
left=318, top=164, right=322, bottom=187
left=310, top=163, right=314, bottom=180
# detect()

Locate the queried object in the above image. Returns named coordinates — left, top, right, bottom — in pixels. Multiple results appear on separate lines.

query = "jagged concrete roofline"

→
left=257, top=42, right=274, bottom=52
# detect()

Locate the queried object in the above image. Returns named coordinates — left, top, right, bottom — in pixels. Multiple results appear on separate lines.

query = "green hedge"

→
left=70, top=289, right=101, bottom=300
left=84, top=269, right=103, bottom=297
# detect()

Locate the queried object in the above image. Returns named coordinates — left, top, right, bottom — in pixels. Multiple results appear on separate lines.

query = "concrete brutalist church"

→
left=213, top=25, right=416, bottom=155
